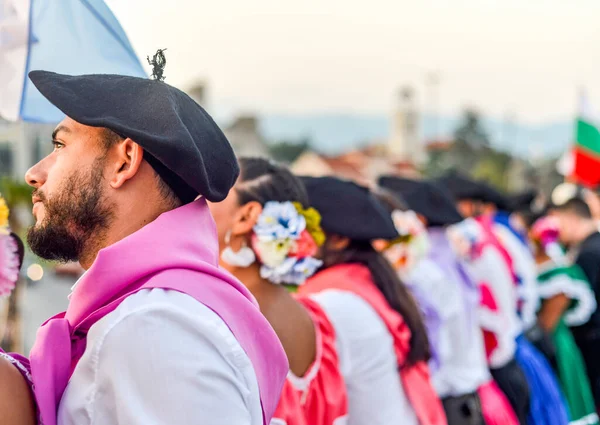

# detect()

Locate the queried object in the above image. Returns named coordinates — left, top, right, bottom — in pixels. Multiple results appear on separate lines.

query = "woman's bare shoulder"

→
left=0, top=355, right=36, bottom=425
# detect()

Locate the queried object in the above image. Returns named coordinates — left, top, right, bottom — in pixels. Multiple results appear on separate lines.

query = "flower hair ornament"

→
left=222, top=201, right=325, bottom=287
left=531, top=216, right=565, bottom=264
left=446, top=218, right=483, bottom=261
left=0, top=195, right=21, bottom=298
left=384, top=210, right=430, bottom=272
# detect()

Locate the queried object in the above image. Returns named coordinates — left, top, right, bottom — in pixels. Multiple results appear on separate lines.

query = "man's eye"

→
left=52, top=141, right=64, bottom=150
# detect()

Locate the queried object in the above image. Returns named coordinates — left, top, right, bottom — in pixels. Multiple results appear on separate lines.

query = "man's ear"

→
left=231, top=201, right=263, bottom=237
left=107, top=138, right=144, bottom=189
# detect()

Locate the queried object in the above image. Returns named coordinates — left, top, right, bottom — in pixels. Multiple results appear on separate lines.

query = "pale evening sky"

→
left=106, top=0, right=600, bottom=123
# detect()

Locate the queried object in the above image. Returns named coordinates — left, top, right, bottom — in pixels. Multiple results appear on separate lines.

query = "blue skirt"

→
left=515, top=335, right=570, bottom=425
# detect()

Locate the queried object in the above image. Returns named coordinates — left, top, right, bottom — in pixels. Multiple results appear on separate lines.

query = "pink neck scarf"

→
left=29, top=199, right=288, bottom=425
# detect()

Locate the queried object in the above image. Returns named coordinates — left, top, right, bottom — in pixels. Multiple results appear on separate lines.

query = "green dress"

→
left=538, top=263, right=599, bottom=425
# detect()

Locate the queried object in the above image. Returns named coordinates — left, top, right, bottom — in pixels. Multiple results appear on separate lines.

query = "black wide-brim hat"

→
left=300, top=176, right=398, bottom=241
left=29, top=71, right=239, bottom=203
left=436, top=171, right=510, bottom=211
left=435, top=171, right=486, bottom=202
left=509, top=190, right=537, bottom=212
left=378, top=175, right=463, bottom=227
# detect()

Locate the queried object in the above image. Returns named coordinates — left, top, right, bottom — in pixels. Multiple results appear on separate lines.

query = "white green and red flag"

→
left=571, top=94, right=600, bottom=188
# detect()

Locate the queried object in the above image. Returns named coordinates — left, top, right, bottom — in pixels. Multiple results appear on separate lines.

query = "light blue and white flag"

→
left=0, top=0, right=146, bottom=123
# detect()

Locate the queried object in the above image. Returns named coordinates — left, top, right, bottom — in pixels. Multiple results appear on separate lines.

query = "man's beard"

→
left=27, top=162, right=114, bottom=263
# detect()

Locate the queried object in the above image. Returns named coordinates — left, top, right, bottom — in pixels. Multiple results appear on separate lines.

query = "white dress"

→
left=311, top=290, right=419, bottom=425
left=407, top=258, right=490, bottom=398
left=493, top=223, right=540, bottom=331
left=466, top=245, right=520, bottom=368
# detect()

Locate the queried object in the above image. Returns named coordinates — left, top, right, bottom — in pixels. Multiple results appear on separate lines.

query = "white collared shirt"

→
left=57, top=288, right=262, bottom=425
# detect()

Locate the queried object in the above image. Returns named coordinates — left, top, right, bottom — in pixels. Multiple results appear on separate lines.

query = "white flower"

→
left=260, top=257, right=297, bottom=284
left=254, top=238, right=295, bottom=268
left=260, top=257, right=323, bottom=286
left=254, top=201, right=306, bottom=242
left=446, top=218, right=482, bottom=260
left=285, top=257, right=323, bottom=284
left=391, top=210, right=425, bottom=238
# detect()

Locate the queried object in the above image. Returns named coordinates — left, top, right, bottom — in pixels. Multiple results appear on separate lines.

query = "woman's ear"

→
left=326, top=234, right=351, bottom=252
left=231, top=201, right=263, bottom=237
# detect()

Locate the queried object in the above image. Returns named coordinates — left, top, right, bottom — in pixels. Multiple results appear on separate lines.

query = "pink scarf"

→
left=28, top=199, right=288, bottom=425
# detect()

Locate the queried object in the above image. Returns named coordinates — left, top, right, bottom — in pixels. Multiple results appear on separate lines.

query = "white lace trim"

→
left=569, top=412, right=599, bottom=425
left=0, top=352, right=33, bottom=386
left=538, top=274, right=597, bottom=327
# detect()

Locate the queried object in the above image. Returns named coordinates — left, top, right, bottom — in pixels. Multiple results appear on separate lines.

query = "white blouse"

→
left=57, top=288, right=262, bottom=425
left=310, top=290, right=419, bottom=425
left=493, top=223, right=540, bottom=331
left=468, top=247, right=520, bottom=368
left=408, top=258, right=490, bottom=398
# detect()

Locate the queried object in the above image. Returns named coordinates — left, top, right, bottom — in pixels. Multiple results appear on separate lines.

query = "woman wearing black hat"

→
left=298, top=176, right=446, bottom=425
left=207, top=158, right=348, bottom=425
left=378, top=176, right=518, bottom=425
left=438, top=174, right=570, bottom=425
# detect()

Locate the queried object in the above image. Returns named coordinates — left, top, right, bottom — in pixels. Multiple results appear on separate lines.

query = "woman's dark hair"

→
left=9, top=232, right=25, bottom=271
left=235, top=157, right=310, bottom=208
left=321, top=240, right=430, bottom=365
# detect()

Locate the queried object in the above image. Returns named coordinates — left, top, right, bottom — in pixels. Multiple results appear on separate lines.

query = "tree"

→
left=453, top=109, right=490, bottom=150
left=471, top=149, right=513, bottom=190
left=268, top=138, right=311, bottom=164
left=423, top=108, right=516, bottom=190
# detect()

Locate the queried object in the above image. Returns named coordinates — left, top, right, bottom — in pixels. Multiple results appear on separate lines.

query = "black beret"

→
left=378, top=176, right=463, bottom=227
left=300, top=176, right=398, bottom=241
left=29, top=71, right=239, bottom=203
left=509, top=190, right=537, bottom=212
left=481, top=182, right=511, bottom=211
left=435, top=171, right=486, bottom=202
left=437, top=172, right=512, bottom=211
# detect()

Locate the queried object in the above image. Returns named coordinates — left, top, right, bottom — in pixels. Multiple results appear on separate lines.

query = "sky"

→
left=105, top=0, right=600, bottom=124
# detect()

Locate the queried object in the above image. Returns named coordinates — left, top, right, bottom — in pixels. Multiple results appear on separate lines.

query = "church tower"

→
left=388, top=86, right=426, bottom=164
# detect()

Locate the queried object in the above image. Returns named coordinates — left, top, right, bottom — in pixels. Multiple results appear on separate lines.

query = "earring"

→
left=220, top=230, right=256, bottom=268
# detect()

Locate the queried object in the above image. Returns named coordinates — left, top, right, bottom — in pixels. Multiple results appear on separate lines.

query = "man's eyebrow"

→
left=51, top=125, right=71, bottom=140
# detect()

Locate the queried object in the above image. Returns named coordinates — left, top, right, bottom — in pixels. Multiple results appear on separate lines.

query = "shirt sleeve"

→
left=88, top=297, right=255, bottom=425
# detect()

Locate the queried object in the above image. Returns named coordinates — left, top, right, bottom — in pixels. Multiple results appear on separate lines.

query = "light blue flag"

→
left=0, top=0, right=146, bottom=123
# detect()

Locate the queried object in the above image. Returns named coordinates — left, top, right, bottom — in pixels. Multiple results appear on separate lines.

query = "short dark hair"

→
left=557, top=197, right=592, bottom=219
left=100, top=128, right=181, bottom=209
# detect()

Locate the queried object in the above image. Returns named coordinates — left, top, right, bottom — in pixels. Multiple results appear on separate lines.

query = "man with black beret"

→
left=4, top=70, right=288, bottom=425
